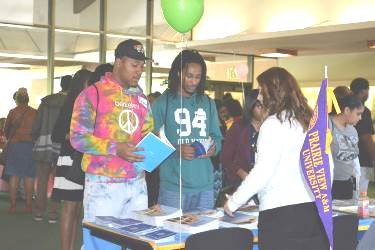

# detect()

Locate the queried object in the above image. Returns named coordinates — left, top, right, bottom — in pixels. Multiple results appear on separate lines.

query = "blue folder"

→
left=134, top=132, right=176, bottom=172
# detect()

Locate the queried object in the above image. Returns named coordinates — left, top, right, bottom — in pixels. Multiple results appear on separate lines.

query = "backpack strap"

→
left=93, top=84, right=99, bottom=131
left=164, top=90, right=169, bottom=130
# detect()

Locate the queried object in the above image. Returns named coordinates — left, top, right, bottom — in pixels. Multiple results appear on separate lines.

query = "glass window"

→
left=204, top=53, right=251, bottom=103
left=53, top=66, right=83, bottom=94
left=55, top=30, right=99, bottom=63
left=0, top=26, right=47, bottom=56
left=107, top=0, right=146, bottom=37
left=204, top=53, right=249, bottom=83
left=150, top=41, right=179, bottom=94
left=253, top=57, right=278, bottom=87
left=0, top=25, right=48, bottom=117
left=56, top=0, right=99, bottom=31
left=0, top=0, right=48, bottom=25
left=54, top=30, right=100, bottom=93
left=0, top=65, right=48, bottom=117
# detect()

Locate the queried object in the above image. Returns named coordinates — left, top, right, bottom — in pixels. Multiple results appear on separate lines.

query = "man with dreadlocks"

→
left=152, top=50, right=222, bottom=211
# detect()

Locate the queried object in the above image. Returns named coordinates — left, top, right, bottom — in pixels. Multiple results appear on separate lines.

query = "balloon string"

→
left=178, top=33, right=186, bottom=229
left=178, top=33, right=189, bottom=232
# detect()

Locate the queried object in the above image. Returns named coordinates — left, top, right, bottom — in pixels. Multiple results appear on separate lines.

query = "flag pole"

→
left=301, top=65, right=334, bottom=249
left=324, top=65, right=328, bottom=79
left=325, top=65, right=333, bottom=250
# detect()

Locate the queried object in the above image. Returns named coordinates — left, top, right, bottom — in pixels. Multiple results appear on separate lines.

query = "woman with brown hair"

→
left=224, top=67, right=329, bottom=250
left=4, top=88, right=37, bottom=213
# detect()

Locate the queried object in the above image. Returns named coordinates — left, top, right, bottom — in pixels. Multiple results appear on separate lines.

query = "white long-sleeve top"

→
left=227, top=114, right=315, bottom=212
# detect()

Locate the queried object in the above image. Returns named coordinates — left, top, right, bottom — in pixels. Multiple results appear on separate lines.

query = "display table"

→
left=332, top=198, right=375, bottom=240
left=83, top=213, right=373, bottom=250
left=83, top=221, right=188, bottom=250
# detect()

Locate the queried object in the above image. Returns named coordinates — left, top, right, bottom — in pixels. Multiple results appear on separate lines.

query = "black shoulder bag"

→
left=65, top=85, right=99, bottom=185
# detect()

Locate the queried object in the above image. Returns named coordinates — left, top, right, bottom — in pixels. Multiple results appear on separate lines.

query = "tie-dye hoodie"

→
left=70, top=72, right=153, bottom=179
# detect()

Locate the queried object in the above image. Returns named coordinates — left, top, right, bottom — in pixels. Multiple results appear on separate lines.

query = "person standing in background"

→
left=0, top=118, right=6, bottom=151
left=0, top=118, right=7, bottom=192
left=32, top=75, right=72, bottom=223
left=217, top=102, right=230, bottom=135
left=222, top=98, right=243, bottom=130
left=88, top=63, right=113, bottom=84
left=329, top=94, right=363, bottom=200
left=350, top=78, right=375, bottom=195
left=51, top=69, right=92, bottom=250
left=4, top=88, right=37, bottom=214
left=152, top=50, right=222, bottom=212
left=221, top=89, right=264, bottom=190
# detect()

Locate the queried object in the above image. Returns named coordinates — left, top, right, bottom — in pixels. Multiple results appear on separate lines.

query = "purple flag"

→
left=300, top=79, right=333, bottom=248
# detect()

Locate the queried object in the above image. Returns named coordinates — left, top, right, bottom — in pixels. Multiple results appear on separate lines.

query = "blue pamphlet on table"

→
left=120, top=223, right=156, bottom=234
left=134, top=132, right=175, bottom=172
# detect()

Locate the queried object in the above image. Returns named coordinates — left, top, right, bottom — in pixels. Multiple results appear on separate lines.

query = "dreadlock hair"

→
left=168, top=49, right=207, bottom=96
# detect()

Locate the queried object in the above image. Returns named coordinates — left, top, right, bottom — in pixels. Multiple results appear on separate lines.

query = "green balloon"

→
left=161, top=0, right=204, bottom=34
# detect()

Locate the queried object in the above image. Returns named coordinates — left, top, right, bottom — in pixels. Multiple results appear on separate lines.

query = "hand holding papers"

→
left=191, top=137, right=215, bottom=158
left=134, top=132, right=175, bottom=172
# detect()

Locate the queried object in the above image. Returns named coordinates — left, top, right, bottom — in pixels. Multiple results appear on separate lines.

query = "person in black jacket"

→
left=32, top=75, right=71, bottom=222
left=51, top=69, right=92, bottom=250
left=350, top=78, right=375, bottom=195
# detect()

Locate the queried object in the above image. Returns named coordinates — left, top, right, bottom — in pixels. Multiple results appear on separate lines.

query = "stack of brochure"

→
left=118, top=223, right=157, bottom=235
left=95, top=216, right=142, bottom=229
left=219, top=212, right=258, bottom=230
left=141, top=229, right=177, bottom=243
left=163, top=214, right=219, bottom=234
left=133, top=204, right=183, bottom=226
left=95, top=215, right=178, bottom=243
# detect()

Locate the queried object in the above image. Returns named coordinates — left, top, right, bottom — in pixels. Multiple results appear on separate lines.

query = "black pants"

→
left=258, top=202, right=329, bottom=250
left=145, top=168, right=159, bottom=207
left=332, top=178, right=355, bottom=200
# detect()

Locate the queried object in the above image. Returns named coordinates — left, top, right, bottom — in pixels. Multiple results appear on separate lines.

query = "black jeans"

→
left=332, top=178, right=355, bottom=200
left=258, top=202, right=329, bottom=250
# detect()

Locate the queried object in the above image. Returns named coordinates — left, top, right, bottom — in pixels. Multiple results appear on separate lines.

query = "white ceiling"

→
left=181, top=21, right=375, bottom=57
